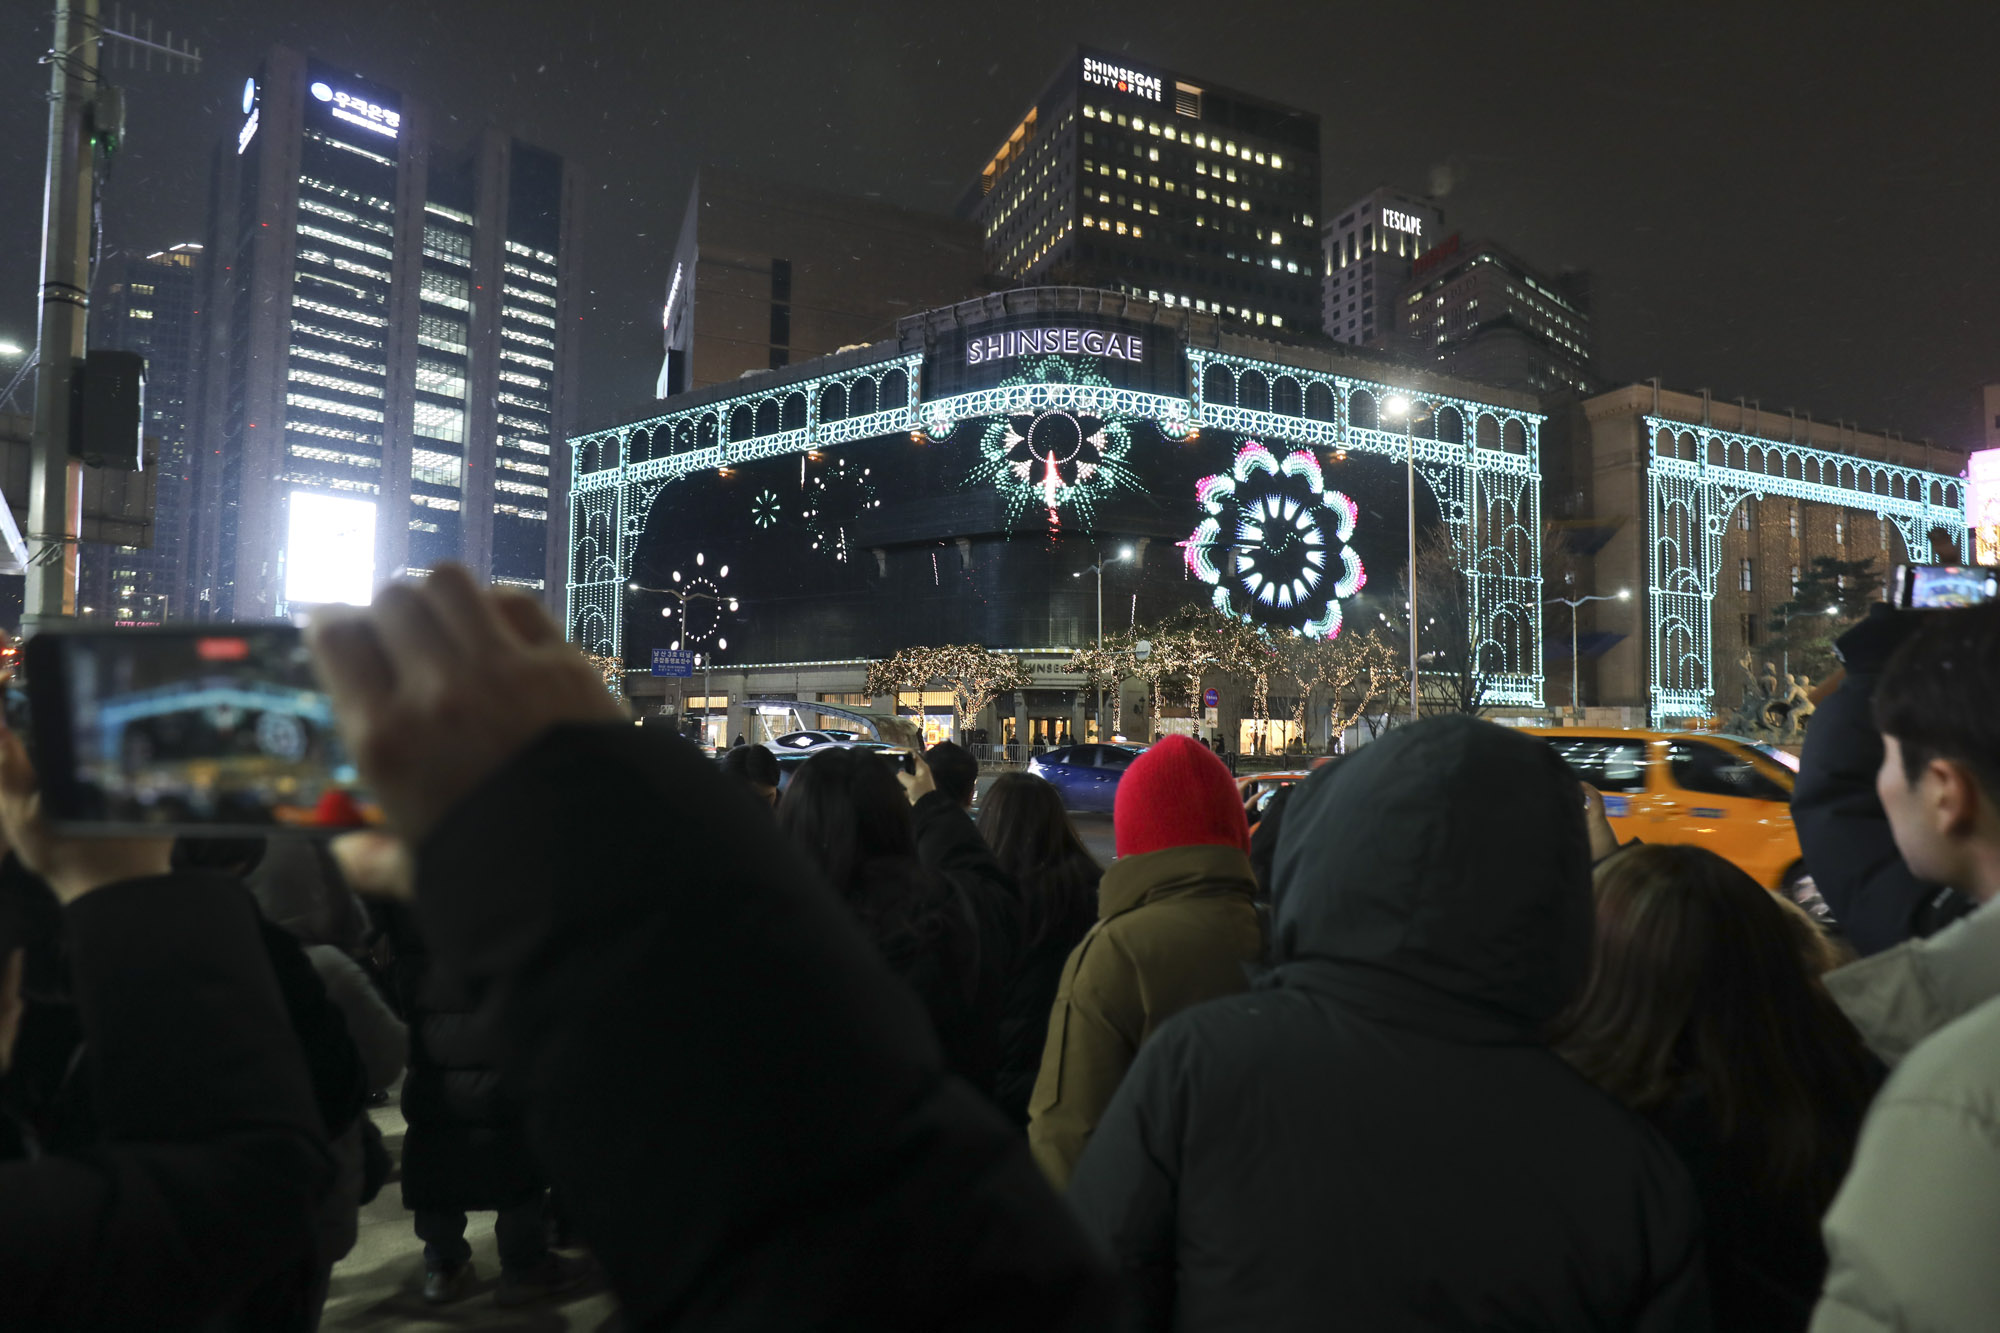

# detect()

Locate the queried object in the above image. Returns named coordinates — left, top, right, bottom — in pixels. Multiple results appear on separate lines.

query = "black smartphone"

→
left=23, top=624, right=374, bottom=835
left=1896, top=564, right=2000, bottom=610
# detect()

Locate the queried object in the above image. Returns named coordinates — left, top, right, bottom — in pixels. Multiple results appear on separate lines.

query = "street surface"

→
left=1072, top=813, right=1115, bottom=863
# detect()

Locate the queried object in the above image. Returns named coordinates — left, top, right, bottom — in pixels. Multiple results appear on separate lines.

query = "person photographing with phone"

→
left=0, top=724, right=331, bottom=1328
left=301, top=570, right=1112, bottom=1327
left=1792, top=573, right=1994, bottom=955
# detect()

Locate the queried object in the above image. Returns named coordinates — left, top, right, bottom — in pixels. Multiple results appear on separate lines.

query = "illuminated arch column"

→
left=1641, top=416, right=1970, bottom=726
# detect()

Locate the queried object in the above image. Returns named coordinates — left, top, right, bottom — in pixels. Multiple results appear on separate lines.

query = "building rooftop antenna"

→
left=100, top=3, right=201, bottom=72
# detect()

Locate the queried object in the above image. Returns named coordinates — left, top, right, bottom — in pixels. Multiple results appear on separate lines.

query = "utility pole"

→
left=24, top=0, right=99, bottom=628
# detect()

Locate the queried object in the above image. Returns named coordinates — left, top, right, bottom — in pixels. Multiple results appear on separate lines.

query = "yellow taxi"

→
left=1518, top=728, right=1805, bottom=894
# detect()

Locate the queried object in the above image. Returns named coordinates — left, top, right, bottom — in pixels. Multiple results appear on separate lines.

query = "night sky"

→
left=3, top=0, right=1996, bottom=447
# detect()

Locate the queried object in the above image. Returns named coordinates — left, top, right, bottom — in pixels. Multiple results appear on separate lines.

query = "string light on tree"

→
left=865, top=644, right=1034, bottom=739
left=1183, top=441, right=1366, bottom=639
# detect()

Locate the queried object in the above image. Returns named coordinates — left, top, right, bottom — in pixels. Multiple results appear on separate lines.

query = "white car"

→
left=767, top=730, right=861, bottom=752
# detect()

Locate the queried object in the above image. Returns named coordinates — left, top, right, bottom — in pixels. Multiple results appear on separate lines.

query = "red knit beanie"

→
left=1114, top=734, right=1251, bottom=858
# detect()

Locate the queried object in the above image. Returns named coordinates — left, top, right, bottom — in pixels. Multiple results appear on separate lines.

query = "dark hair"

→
left=976, top=772, right=1100, bottom=947
left=172, top=835, right=269, bottom=877
left=925, top=741, right=979, bottom=807
left=721, top=742, right=780, bottom=789
left=778, top=746, right=954, bottom=952
left=1551, top=844, right=1879, bottom=1207
left=1875, top=603, right=2000, bottom=803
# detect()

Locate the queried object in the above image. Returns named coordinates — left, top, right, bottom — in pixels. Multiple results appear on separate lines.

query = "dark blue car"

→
left=1027, top=743, right=1145, bottom=813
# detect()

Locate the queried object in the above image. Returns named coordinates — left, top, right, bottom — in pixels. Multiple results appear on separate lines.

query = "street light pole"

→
left=24, top=0, right=100, bottom=628
left=1544, top=589, right=1632, bottom=720
left=1385, top=396, right=1427, bottom=720
left=1074, top=546, right=1132, bottom=743
left=1094, top=559, right=1103, bottom=739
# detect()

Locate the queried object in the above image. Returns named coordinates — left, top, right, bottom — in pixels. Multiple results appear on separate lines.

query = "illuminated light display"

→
left=283, top=490, right=377, bottom=608
left=805, top=456, right=877, bottom=562
left=237, top=76, right=260, bottom=155
left=1184, top=440, right=1365, bottom=640
left=310, top=79, right=401, bottom=138
left=750, top=488, right=781, bottom=529
left=962, top=355, right=1143, bottom=534
left=1382, top=208, right=1424, bottom=237
left=1082, top=55, right=1163, bottom=102
left=1970, top=448, right=2000, bottom=564
left=1643, top=416, right=1969, bottom=723
left=965, top=327, right=1144, bottom=366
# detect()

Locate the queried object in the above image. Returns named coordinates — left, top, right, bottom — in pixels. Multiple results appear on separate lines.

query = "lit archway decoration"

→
left=964, top=355, right=1143, bottom=534
left=1184, top=441, right=1365, bottom=639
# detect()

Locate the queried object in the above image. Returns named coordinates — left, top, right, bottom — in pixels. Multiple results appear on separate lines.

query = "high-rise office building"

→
left=1395, top=236, right=1597, bottom=396
left=963, top=48, right=1322, bottom=333
left=191, top=46, right=577, bottom=620
left=1320, top=187, right=1443, bottom=347
left=80, top=242, right=204, bottom=624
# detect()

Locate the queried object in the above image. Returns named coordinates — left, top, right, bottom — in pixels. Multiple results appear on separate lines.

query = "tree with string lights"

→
left=865, top=645, right=1034, bottom=741
left=1276, top=629, right=1406, bottom=751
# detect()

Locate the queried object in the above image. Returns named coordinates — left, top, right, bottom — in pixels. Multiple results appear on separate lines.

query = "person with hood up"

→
left=1027, top=734, right=1262, bottom=1189
left=1066, top=716, right=1709, bottom=1330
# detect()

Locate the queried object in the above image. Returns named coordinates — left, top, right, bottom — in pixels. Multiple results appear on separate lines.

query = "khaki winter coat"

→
left=1812, top=990, right=2000, bottom=1332
left=1823, top=895, right=2000, bottom=1066
left=1026, top=843, right=1262, bottom=1189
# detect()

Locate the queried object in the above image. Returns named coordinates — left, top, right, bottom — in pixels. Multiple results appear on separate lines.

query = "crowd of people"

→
left=1, top=566, right=1996, bottom=1331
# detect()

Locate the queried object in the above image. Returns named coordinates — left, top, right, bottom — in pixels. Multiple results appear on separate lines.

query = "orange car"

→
left=1520, top=728, right=1805, bottom=893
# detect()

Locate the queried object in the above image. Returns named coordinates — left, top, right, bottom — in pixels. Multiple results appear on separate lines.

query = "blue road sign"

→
left=651, top=648, right=695, bottom=677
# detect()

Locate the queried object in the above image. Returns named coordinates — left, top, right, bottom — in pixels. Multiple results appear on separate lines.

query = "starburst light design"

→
left=962, top=355, right=1144, bottom=533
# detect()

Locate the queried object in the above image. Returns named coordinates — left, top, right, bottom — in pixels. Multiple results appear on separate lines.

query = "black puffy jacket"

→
left=1068, top=716, right=1710, bottom=1332
left=394, top=912, right=544, bottom=1213
left=412, top=724, right=1115, bottom=1329
left=1793, top=606, right=1973, bottom=955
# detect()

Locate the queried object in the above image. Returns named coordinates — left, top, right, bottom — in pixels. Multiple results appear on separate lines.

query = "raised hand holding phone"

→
left=0, top=726, right=171, bottom=903
left=307, top=566, right=626, bottom=842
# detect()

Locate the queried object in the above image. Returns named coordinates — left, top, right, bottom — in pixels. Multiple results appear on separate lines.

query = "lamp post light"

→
left=1383, top=394, right=1431, bottom=720
left=1074, top=545, right=1134, bottom=741
left=1543, top=588, right=1632, bottom=721
left=629, top=552, right=734, bottom=747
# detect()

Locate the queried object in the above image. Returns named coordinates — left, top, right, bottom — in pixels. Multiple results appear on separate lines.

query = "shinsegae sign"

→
left=1082, top=57, right=1162, bottom=103
left=964, top=327, right=1146, bottom=366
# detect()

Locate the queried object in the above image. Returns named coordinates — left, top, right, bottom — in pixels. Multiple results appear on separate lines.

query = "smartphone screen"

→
left=1900, top=565, right=2000, bottom=610
left=24, top=626, right=373, bottom=835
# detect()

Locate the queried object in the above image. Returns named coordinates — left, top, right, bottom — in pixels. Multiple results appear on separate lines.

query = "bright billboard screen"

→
left=284, top=490, right=377, bottom=608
